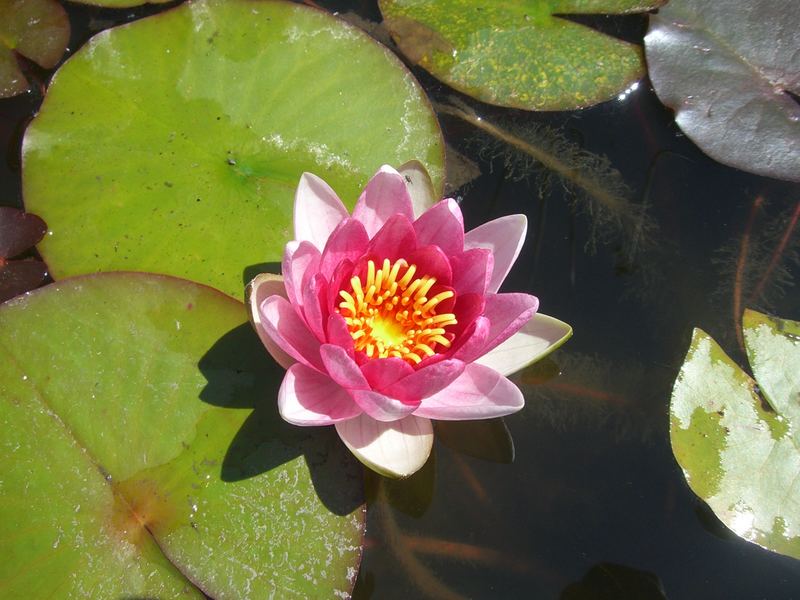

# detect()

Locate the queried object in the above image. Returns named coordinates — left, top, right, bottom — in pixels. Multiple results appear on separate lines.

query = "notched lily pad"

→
left=0, top=272, right=364, bottom=597
left=0, top=206, right=48, bottom=302
left=23, top=0, right=444, bottom=298
left=670, top=309, right=800, bottom=560
left=0, top=205, right=47, bottom=258
left=645, top=0, right=800, bottom=182
left=379, top=0, right=666, bottom=110
left=0, top=0, right=70, bottom=97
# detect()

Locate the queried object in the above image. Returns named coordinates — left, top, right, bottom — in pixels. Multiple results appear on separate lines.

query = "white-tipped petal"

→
left=397, top=160, right=437, bottom=218
left=414, top=363, right=524, bottom=420
left=278, top=363, right=362, bottom=425
left=245, top=273, right=295, bottom=369
left=475, top=313, right=573, bottom=376
left=464, top=214, right=527, bottom=293
left=294, top=172, right=349, bottom=250
left=335, top=414, right=433, bottom=479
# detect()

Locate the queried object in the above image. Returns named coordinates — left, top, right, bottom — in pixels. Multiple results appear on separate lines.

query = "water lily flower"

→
left=248, top=164, right=571, bottom=478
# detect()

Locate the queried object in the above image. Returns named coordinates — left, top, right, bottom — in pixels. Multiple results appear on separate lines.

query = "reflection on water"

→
left=1, top=1, right=799, bottom=599
left=353, top=9, right=800, bottom=599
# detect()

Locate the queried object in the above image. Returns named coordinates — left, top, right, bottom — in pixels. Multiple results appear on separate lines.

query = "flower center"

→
left=338, top=258, right=458, bottom=365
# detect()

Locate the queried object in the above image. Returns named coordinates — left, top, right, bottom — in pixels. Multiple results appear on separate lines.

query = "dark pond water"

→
left=2, top=1, right=799, bottom=598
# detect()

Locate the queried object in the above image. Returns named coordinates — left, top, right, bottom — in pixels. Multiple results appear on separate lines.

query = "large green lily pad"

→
left=379, top=0, right=665, bottom=111
left=670, top=309, right=800, bottom=560
left=0, top=272, right=364, bottom=597
left=23, top=0, right=444, bottom=299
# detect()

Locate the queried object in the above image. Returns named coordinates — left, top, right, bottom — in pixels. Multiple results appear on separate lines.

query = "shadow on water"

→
left=242, top=261, right=281, bottom=288
left=197, top=322, right=363, bottom=517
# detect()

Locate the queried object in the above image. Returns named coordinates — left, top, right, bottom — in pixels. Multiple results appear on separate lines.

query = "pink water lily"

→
left=248, top=164, right=571, bottom=478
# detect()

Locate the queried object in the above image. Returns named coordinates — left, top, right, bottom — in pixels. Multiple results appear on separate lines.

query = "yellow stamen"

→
left=337, top=259, right=458, bottom=365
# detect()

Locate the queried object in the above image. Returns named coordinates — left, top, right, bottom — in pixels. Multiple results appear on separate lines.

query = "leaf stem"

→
left=734, top=195, right=763, bottom=353
left=435, top=101, right=625, bottom=214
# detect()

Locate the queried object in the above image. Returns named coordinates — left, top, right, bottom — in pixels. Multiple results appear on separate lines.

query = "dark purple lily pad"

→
left=0, top=206, right=48, bottom=302
left=0, top=259, right=48, bottom=302
left=0, top=206, right=47, bottom=258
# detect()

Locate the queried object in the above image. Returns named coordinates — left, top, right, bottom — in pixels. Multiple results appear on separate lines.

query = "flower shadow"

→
left=198, top=322, right=363, bottom=516
left=242, top=261, right=281, bottom=288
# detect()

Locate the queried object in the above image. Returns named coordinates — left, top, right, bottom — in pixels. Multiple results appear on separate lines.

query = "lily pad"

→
left=670, top=309, right=800, bottom=560
left=0, top=206, right=49, bottom=302
left=0, top=0, right=70, bottom=98
left=379, top=0, right=666, bottom=111
left=645, top=0, right=800, bottom=182
left=23, top=0, right=444, bottom=299
left=70, top=0, right=171, bottom=9
left=0, top=206, right=47, bottom=259
left=0, top=272, right=364, bottom=597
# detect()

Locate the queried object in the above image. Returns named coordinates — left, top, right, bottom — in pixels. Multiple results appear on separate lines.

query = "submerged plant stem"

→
left=450, top=451, right=489, bottom=505
left=749, top=201, right=800, bottom=304
left=402, top=535, right=532, bottom=574
left=734, top=195, right=763, bottom=352
left=436, top=102, right=625, bottom=214
left=378, top=482, right=467, bottom=600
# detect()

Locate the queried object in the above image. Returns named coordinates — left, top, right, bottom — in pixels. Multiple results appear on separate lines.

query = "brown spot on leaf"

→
left=109, top=478, right=179, bottom=546
left=383, top=15, right=454, bottom=65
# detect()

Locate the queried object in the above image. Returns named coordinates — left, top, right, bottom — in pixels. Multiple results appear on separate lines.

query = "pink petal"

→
left=450, top=248, right=494, bottom=295
left=464, top=214, right=527, bottom=293
left=386, top=359, right=466, bottom=402
left=246, top=274, right=295, bottom=370
left=301, top=273, right=328, bottom=342
left=320, top=218, right=369, bottom=279
left=365, top=214, right=417, bottom=262
left=352, top=165, right=415, bottom=238
left=326, top=313, right=355, bottom=357
left=350, top=390, right=419, bottom=422
left=450, top=316, right=490, bottom=362
left=279, top=363, right=362, bottom=425
left=414, top=363, right=524, bottom=420
left=413, top=198, right=464, bottom=256
left=283, top=241, right=321, bottom=309
left=259, top=295, right=323, bottom=371
left=294, top=172, right=350, bottom=250
left=405, top=245, right=452, bottom=287
left=478, top=293, right=539, bottom=358
left=335, top=414, right=433, bottom=478
left=320, top=344, right=369, bottom=391
left=326, top=258, right=355, bottom=313
left=360, top=358, right=415, bottom=391
left=449, top=292, right=485, bottom=339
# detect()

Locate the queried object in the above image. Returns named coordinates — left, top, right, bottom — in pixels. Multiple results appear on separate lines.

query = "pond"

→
left=1, top=0, right=799, bottom=598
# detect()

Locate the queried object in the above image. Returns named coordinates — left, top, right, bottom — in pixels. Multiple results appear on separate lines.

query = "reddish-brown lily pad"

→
left=0, top=0, right=70, bottom=97
left=0, top=206, right=48, bottom=302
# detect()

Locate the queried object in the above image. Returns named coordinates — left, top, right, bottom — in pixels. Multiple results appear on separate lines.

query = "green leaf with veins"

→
left=0, top=272, right=364, bottom=598
left=23, top=0, right=444, bottom=299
